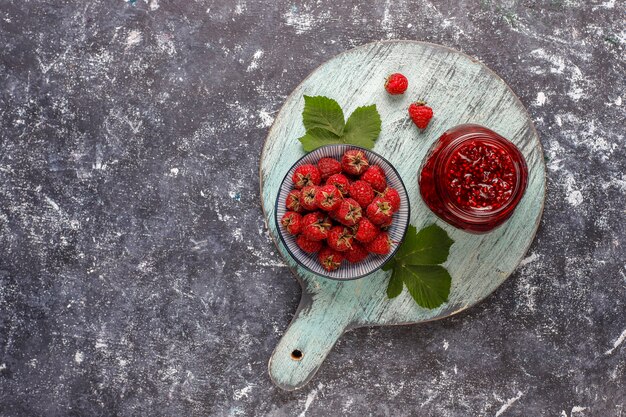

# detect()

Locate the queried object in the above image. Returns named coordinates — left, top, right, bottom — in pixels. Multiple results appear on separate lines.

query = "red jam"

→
left=419, top=124, right=528, bottom=233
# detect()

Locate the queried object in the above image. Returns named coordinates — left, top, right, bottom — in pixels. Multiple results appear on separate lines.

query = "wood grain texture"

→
left=259, top=41, right=546, bottom=391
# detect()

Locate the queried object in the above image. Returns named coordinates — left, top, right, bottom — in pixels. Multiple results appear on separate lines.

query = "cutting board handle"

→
left=268, top=293, right=352, bottom=391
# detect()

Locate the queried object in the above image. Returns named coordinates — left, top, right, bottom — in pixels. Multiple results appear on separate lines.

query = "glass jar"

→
left=419, top=124, right=528, bottom=233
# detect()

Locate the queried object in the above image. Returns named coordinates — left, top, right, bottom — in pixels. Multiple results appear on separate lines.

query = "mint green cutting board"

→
left=259, top=41, right=546, bottom=391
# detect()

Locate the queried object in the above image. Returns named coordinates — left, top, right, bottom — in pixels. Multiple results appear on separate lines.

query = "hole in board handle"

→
left=291, top=349, right=303, bottom=361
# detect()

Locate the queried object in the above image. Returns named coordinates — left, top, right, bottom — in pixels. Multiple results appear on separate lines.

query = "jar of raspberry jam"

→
left=419, top=124, right=528, bottom=233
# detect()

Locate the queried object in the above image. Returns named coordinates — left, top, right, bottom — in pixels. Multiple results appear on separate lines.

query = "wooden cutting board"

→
left=259, top=41, right=546, bottom=391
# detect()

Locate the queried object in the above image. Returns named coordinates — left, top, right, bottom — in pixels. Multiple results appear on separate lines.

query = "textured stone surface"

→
left=0, top=1, right=624, bottom=416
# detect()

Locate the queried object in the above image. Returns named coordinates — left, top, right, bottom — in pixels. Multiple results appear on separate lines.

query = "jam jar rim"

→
left=432, top=128, right=528, bottom=223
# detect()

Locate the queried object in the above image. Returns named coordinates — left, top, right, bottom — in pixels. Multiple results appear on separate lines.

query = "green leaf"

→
left=298, top=128, right=342, bottom=152
left=381, top=259, right=395, bottom=272
left=341, top=105, right=381, bottom=150
left=386, top=268, right=403, bottom=298
left=398, top=265, right=451, bottom=309
left=395, top=224, right=453, bottom=266
left=302, top=95, right=345, bottom=136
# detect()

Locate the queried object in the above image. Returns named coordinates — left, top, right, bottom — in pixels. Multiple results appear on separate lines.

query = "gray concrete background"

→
left=0, top=1, right=624, bottom=416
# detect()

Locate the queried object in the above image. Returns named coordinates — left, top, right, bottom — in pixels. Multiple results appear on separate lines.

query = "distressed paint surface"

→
left=260, top=41, right=546, bottom=390
left=0, top=0, right=624, bottom=416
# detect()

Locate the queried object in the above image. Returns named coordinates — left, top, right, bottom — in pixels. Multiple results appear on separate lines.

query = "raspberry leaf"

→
left=298, top=97, right=382, bottom=152
left=385, top=224, right=454, bottom=309
left=398, top=265, right=451, bottom=309
left=302, top=95, right=345, bottom=136
left=298, top=128, right=342, bottom=152
left=395, top=224, right=453, bottom=265
left=342, top=104, right=382, bottom=150
left=386, top=268, right=403, bottom=298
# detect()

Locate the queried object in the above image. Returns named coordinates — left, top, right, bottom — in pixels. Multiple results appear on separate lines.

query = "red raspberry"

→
left=365, top=231, right=391, bottom=255
left=300, top=186, right=318, bottom=211
left=292, top=164, right=321, bottom=189
left=326, top=173, right=351, bottom=196
left=366, top=197, right=394, bottom=225
left=379, top=187, right=401, bottom=212
left=327, top=225, right=354, bottom=252
left=302, top=212, right=331, bottom=241
left=344, top=241, right=369, bottom=263
left=378, top=216, right=393, bottom=229
left=315, top=184, right=342, bottom=211
left=354, top=217, right=379, bottom=243
left=281, top=211, right=302, bottom=235
left=318, top=246, right=344, bottom=271
left=335, top=198, right=363, bottom=226
left=296, top=234, right=323, bottom=253
left=301, top=211, right=323, bottom=229
left=286, top=189, right=303, bottom=213
left=385, top=73, right=408, bottom=95
left=361, top=165, right=387, bottom=192
left=349, top=180, right=375, bottom=208
left=317, top=157, right=342, bottom=180
left=341, top=150, right=369, bottom=176
left=408, top=101, right=433, bottom=129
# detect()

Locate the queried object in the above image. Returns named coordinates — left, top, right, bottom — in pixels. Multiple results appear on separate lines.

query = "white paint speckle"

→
left=284, top=7, right=314, bottom=34
left=443, top=339, right=449, bottom=350
left=257, top=109, right=274, bottom=128
left=0, top=363, right=6, bottom=371
left=534, top=92, right=547, bottom=106
left=149, top=0, right=159, bottom=11
left=520, top=253, right=539, bottom=267
left=298, top=383, right=323, bottom=417
left=246, top=49, right=264, bottom=72
left=571, top=406, right=587, bottom=414
left=604, top=328, right=626, bottom=355
left=566, top=190, right=583, bottom=207
left=169, top=167, right=179, bottom=177
left=126, top=30, right=142, bottom=48
left=495, top=391, right=524, bottom=417
left=74, top=351, right=84, bottom=364
left=233, top=383, right=254, bottom=400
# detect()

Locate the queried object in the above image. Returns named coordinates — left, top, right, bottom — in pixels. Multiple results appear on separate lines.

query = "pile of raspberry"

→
left=280, top=149, right=401, bottom=272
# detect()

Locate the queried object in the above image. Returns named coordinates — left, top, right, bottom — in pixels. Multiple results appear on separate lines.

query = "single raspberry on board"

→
left=384, top=73, right=408, bottom=95
left=408, top=101, right=433, bottom=129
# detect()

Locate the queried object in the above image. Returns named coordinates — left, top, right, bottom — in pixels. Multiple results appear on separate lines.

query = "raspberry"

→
left=349, top=180, right=375, bottom=208
left=378, top=216, right=393, bottom=229
left=317, top=157, right=342, bottom=180
left=344, top=241, right=369, bottom=263
left=408, top=101, right=433, bottom=129
left=335, top=198, right=363, bottom=226
left=292, top=164, right=321, bottom=189
left=318, top=246, right=344, bottom=271
left=361, top=165, right=387, bottom=192
left=366, top=197, right=394, bottom=225
left=327, top=225, right=354, bottom=252
left=379, top=187, right=401, bottom=212
left=300, top=186, right=318, bottom=211
left=301, top=211, right=323, bottom=230
left=326, top=173, right=351, bottom=196
left=341, top=150, right=369, bottom=176
left=365, top=231, right=391, bottom=255
left=354, top=217, right=379, bottom=243
left=296, top=234, right=323, bottom=253
left=281, top=211, right=302, bottom=235
left=315, top=184, right=342, bottom=212
left=384, top=73, right=408, bottom=95
left=302, top=212, right=331, bottom=241
left=286, top=189, right=303, bottom=213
